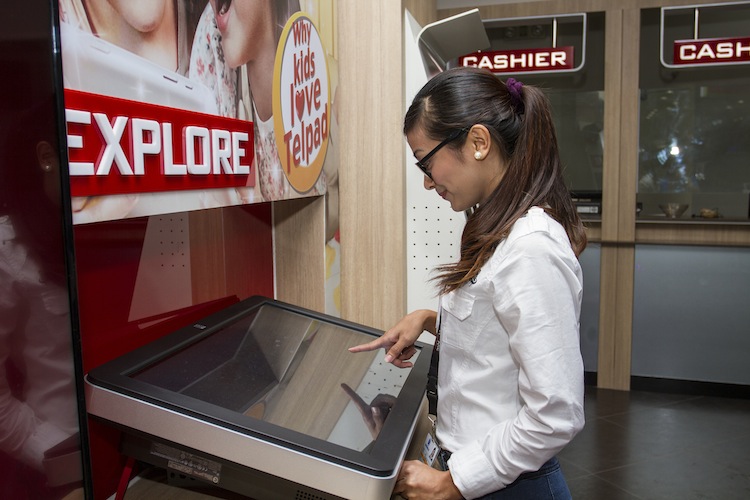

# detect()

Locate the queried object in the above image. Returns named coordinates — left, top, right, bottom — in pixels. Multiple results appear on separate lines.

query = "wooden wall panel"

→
left=618, top=8, right=641, bottom=244
left=597, top=8, right=632, bottom=390
left=635, top=222, right=750, bottom=246
left=602, top=9, right=624, bottom=243
left=403, top=0, right=437, bottom=27
left=597, top=244, right=636, bottom=390
left=190, top=205, right=274, bottom=305
left=275, top=197, right=326, bottom=313
left=597, top=245, right=622, bottom=389
left=337, top=1, right=406, bottom=330
left=190, top=209, right=228, bottom=304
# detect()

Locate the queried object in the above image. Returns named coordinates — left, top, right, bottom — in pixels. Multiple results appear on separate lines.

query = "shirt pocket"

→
left=440, top=289, right=486, bottom=351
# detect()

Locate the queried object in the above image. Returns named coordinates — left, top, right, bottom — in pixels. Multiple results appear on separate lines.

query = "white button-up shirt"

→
left=0, top=217, right=78, bottom=470
left=437, top=207, right=585, bottom=499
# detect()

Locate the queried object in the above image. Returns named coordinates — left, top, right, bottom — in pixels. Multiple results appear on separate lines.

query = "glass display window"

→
left=638, top=4, right=750, bottom=220
left=463, top=12, right=606, bottom=210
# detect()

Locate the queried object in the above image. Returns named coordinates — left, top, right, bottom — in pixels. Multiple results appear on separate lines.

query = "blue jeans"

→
left=475, top=457, right=572, bottom=500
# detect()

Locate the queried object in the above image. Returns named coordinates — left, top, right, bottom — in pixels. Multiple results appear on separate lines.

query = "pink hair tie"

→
left=506, top=78, right=525, bottom=115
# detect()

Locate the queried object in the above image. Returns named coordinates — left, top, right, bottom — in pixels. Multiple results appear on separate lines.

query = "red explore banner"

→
left=459, top=46, right=575, bottom=73
left=673, top=37, right=750, bottom=65
left=64, top=89, right=255, bottom=197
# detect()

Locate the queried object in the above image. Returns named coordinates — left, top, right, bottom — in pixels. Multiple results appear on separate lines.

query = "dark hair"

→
left=1, top=97, right=67, bottom=285
left=404, top=66, right=587, bottom=294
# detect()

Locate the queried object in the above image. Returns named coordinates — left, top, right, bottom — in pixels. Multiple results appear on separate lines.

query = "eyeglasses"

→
left=415, top=127, right=470, bottom=180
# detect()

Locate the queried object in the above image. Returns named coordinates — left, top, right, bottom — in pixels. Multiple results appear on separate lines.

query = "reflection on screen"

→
left=131, top=304, right=418, bottom=451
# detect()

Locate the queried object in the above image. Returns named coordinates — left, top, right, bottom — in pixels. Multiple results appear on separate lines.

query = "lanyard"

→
left=426, top=297, right=442, bottom=415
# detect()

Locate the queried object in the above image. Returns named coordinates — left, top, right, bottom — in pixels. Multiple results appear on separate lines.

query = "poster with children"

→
left=58, top=0, right=339, bottom=228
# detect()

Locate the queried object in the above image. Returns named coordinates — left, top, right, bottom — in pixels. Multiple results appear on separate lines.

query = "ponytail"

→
left=405, top=67, right=587, bottom=294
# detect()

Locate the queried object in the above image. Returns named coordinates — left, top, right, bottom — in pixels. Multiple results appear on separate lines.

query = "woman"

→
left=0, top=101, right=82, bottom=497
left=350, top=66, right=587, bottom=500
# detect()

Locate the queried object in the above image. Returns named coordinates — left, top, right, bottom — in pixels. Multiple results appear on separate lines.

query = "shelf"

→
left=636, top=217, right=750, bottom=226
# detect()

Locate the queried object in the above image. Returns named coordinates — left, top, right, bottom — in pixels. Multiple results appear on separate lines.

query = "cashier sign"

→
left=673, top=36, right=750, bottom=65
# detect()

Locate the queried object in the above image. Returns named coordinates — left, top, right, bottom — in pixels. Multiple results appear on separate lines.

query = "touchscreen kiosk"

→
left=85, top=296, right=430, bottom=500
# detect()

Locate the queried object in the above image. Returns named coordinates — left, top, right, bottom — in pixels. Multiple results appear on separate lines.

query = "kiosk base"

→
left=121, top=433, right=347, bottom=500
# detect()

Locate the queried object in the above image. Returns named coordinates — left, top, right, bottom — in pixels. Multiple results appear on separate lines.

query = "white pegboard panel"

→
left=405, top=144, right=466, bottom=324
left=129, top=215, right=193, bottom=323
left=353, top=351, right=414, bottom=404
left=403, top=10, right=467, bottom=335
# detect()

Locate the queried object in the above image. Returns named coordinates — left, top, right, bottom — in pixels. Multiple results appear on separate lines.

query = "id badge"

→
left=419, top=415, right=443, bottom=469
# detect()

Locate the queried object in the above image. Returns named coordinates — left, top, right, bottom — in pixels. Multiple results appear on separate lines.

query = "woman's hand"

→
left=348, top=309, right=436, bottom=368
left=393, top=460, right=463, bottom=500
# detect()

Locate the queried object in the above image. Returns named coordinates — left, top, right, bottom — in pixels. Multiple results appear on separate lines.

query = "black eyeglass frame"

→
left=414, top=126, right=470, bottom=180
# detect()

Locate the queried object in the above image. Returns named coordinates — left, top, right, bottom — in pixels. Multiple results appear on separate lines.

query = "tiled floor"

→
left=560, top=386, right=750, bottom=500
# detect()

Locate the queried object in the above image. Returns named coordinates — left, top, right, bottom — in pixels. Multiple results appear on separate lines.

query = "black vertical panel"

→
left=0, top=1, right=91, bottom=498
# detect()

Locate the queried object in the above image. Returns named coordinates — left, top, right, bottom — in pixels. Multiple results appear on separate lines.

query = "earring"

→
left=474, top=151, right=482, bottom=160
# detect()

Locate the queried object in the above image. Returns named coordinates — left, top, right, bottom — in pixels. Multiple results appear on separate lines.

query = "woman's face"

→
left=407, top=126, right=500, bottom=213
left=211, top=0, right=274, bottom=69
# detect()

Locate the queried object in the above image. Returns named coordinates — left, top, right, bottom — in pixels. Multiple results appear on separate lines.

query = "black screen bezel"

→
left=86, top=295, right=430, bottom=477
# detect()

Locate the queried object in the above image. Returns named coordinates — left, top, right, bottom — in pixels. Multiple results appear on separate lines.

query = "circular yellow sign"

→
left=273, top=12, right=330, bottom=193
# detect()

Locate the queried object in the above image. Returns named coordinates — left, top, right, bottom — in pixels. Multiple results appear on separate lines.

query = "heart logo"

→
left=295, top=90, right=305, bottom=120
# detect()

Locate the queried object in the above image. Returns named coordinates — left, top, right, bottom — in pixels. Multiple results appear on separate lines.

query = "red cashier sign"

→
left=64, top=89, right=255, bottom=197
left=673, top=37, right=750, bottom=65
left=459, top=46, right=575, bottom=73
